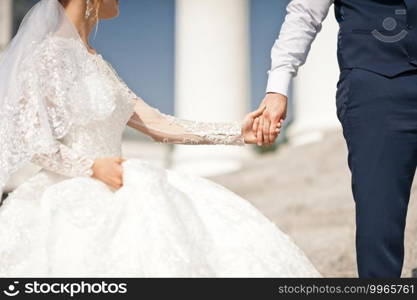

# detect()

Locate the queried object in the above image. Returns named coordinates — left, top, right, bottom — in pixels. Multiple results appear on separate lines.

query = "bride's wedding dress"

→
left=0, top=1, right=320, bottom=277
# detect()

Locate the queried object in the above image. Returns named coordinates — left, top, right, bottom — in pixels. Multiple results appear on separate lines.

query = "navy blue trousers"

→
left=336, top=68, right=417, bottom=278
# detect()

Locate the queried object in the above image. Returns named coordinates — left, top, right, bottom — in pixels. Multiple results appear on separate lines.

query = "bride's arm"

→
left=117, top=82, right=265, bottom=145
left=31, top=145, right=124, bottom=189
left=127, top=97, right=245, bottom=146
left=30, top=142, right=94, bottom=178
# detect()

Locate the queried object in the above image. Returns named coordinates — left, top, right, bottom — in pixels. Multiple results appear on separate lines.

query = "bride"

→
left=0, top=0, right=320, bottom=277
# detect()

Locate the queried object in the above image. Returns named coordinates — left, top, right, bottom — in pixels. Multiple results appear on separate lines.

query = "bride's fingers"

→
left=112, top=177, right=123, bottom=189
left=116, top=157, right=126, bottom=164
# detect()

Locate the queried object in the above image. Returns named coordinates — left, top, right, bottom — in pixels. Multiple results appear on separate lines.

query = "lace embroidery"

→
left=162, top=114, right=245, bottom=146
left=0, top=35, right=119, bottom=182
left=31, top=144, right=94, bottom=178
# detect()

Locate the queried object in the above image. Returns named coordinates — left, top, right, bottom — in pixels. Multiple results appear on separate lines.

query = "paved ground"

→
left=211, top=129, right=417, bottom=278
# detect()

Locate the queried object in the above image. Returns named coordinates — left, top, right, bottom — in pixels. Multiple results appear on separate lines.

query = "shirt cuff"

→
left=266, top=70, right=293, bottom=97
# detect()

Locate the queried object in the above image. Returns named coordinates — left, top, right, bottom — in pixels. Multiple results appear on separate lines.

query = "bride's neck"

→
left=64, top=1, right=97, bottom=52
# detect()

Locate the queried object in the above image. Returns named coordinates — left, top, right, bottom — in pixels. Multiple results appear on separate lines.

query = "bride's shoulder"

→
left=27, top=34, right=89, bottom=67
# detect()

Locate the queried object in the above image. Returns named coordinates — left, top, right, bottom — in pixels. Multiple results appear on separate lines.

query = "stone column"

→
left=174, top=0, right=250, bottom=176
left=0, top=0, right=12, bottom=52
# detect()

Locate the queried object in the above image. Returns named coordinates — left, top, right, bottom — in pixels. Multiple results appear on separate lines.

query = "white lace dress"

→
left=0, top=35, right=320, bottom=277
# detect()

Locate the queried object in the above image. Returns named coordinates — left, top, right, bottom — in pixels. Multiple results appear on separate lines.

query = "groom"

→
left=255, top=0, right=417, bottom=278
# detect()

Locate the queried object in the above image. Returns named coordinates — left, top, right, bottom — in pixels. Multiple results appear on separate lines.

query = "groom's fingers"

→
left=253, top=117, right=260, bottom=135
left=263, top=118, right=271, bottom=145
left=270, top=117, right=282, bottom=142
left=257, top=118, right=264, bottom=146
left=272, top=119, right=285, bottom=140
left=270, top=121, right=278, bottom=142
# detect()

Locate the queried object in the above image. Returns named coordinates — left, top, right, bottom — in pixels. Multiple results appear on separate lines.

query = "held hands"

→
left=242, top=105, right=282, bottom=144
left=242, top=93, right=288, bottom=145
left=92, top=157, right=125, bottom=190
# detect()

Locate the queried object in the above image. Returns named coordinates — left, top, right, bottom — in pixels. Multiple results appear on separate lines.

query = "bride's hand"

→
left=91, top=157, right=126, bottom=189
left=242, top=106, right=281, bottom=145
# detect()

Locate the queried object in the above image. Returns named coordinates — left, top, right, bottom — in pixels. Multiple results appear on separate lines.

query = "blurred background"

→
left=1, top=0, right=416, bottom=277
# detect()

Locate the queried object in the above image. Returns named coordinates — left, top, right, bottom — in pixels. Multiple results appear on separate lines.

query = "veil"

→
left=0, top=0, right=99, bottom=194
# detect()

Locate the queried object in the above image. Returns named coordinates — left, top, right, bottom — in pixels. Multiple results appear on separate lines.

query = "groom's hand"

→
left=254, top=93, right=287, bottom=146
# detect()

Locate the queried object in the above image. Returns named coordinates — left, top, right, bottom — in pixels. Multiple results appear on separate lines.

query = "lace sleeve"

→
left=100, top=58, right=245, bottom=146
left=127, top=98, right=244, bottom=146
left=30, top=143, right=94, bottom=178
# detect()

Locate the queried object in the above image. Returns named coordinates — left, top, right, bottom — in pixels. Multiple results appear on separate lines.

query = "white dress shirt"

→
left=266, top=0, right=335, bottom=96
